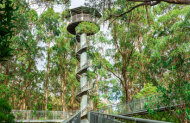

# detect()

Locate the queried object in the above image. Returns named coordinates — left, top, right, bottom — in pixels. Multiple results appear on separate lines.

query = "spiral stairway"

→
left=66, top=6, right=101, bottom=123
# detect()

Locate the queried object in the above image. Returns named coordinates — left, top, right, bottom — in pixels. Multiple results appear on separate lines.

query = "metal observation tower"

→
left=67, top=6, right=101, bottom=123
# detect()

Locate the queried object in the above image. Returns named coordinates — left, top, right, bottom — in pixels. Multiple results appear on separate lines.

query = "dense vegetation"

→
left=0, top=0, right=189, bottom=122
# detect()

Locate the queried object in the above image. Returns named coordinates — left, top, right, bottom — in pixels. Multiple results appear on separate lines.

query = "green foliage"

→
left=37, top=8, right=60, bottom=37
left=0, top=98, right=15, bottom=123
left=0, top=1, right=189, bottom=123
left=0, top=0, right=17, bottom=122
left=0, top=0, right=16, bottom=62
left=143, top=5, right=190, bottom=122
left=134, top=110, right=182, bottom=122
left=0, top=84, right=12, bottom=99
left=0, top=84, right=15, bottom=122
left=75, top=21, right=99, bottom=34
left=61, top=9, right=70, bottom=19
left=134, top=83, right=158, bottom=99
left=28, top=9, right=38, bottom=22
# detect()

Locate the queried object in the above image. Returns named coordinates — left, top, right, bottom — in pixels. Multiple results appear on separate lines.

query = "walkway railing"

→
left=69, top=14, right=99, bottom=24
left=88, top=111, right=171, bottom=123
left=13, top=94, right=183, bottom=122
left=75, top=42, right=88, bottom=54
left=12, top=110, right=79, bottom=122
left=75, top=82, right=94, bottom=97
left=95, top=94, right=178, bottom=116
left=62, top=111, right=81, bottom=123
left=75, top=60, right=92, bottom=75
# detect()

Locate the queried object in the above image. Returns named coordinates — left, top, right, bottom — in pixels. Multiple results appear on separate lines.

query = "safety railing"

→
left=12, top=110, right=78, bottom=121
left=62, top=111, right=81, bottom=123
left=95, top=94, right=178, bottom=116
left=69, top=14, right=99, bottom=24
left=81, top=106, right=92, bottom=118
left=88, top=111, right=171, bottom=123
left=75, top=42, right=88, bottom=54
left=75, top=82, right=94, bottom=97
left=75, top=60, right=92, bottom=75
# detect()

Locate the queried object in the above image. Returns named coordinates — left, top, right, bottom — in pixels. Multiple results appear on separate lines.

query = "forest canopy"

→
left=0, top=0, right=189, bottom=122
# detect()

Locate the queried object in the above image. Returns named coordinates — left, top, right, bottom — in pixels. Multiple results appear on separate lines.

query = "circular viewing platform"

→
left=67, top=14, right=99, bottom=35
left=67, top=6, right=101, bottom=35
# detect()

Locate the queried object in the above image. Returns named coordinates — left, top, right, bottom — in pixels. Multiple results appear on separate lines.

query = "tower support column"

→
left=79, top=33, right=88, bottom=123
left=66, top=6, right=101, bottom=123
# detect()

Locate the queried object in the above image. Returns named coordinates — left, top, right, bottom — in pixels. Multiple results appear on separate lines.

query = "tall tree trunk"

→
left=122, top=62, right=132, bottom=112
left=45, top=41, right=50, bottom=119
left=4, top=63, right=9, bottom=85
left=94, top=74, right=99, bottom=109
left=61, top=72, right=67, bottom=111
left=70, top=88, right=75, bottom=110
left=23, top=98, right=26, bottom=110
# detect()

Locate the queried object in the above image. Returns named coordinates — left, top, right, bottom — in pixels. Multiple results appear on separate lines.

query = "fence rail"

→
left=75, top=42, right=88, bottom=54
left=88, top=111, right=171, bottom=123
left=62, top=111, right=81, bottom=123
left=12, top=110, right=79, bottom=121
left=75, top=60, right=92, bottom=75
left=95, top=94, right=178, bottom=116
left=69, top=14, right=99, bottom=24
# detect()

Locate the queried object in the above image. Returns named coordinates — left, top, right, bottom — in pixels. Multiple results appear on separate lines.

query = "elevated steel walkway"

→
left=12, top=94, right=185, bottom=123
left=12, top=110, right=79, bottom=123
left=95, top=94, right=179, bottom=116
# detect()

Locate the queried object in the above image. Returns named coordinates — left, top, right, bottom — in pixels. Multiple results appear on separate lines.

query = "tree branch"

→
left=105, top=65, right=125, bottom=87
left=113, top=26, right=123, bottom=56
left=108, top=1, right=160, bottom=22
left=128, top=0, right=190, bottom=4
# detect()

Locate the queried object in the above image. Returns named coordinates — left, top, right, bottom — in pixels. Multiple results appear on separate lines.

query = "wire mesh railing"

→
left=75, top=42, right=88, bottom=54
left=75, top=82, right=94, bottom=97
left=62, top=111, right=81, bottom=123
left=69, top=14, right=99, bottom=24
left=12, top=110, right=79, bottom=121
left=75, top=60, right=92, bottom=75
left=95, top=94, right=178, bottom=116
left=88, top=111, right=171, bottom=123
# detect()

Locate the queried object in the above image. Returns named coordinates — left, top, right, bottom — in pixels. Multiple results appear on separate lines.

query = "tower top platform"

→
left=67, top=6, right=101, bottom=35
left=69, top=6, right=101, bottom=18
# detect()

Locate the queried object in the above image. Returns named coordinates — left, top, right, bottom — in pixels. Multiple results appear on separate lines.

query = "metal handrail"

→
left=12, top=110, right=79, bottom=121
left=89, top=111, right=171, bottom=123
left=95, top=94, right=179, bottom=116
left=75, top=60, right=92, bottom=75
left=81, top=106, right=92, bottom=118
left=75, top=82, right=94, bottom=97
left=69, top=14, right=99, bottom=24
left=63, top=111, right=81, bottom=123
left=75, top=42, right=88, bottom=54
left=97, top=94, right=160, bottom=110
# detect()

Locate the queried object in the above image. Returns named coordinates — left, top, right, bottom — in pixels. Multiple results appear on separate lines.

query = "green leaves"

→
left=134, top=83, right=158, bottom=99
left=0, top=84, right=15, bottom=122
left=0, top=0, right=16, bottom=62
left=28, top=9, right=38, bottom=22
left=75, top=21, right=99, bottom=34
left=61, top=9, right=70, bottom=19
left=0, top=98, right=15, bottom=123
left=37, top=8, right=60, bottom=38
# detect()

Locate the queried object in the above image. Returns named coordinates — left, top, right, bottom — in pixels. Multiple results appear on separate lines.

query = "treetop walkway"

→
left=12, top=94, right=183, bottom=123
left=95, top=94, right=179, bottom=116
left=12, top=110, right=79, bottom=123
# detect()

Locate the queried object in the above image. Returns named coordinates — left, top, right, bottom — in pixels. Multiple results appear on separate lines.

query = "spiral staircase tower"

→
left=67, top=6, right=101, bottom=123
